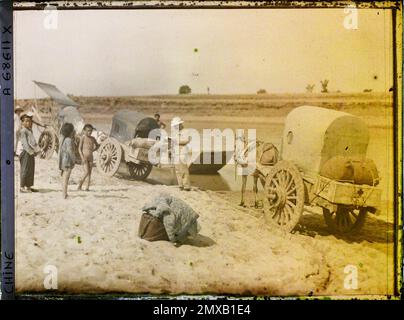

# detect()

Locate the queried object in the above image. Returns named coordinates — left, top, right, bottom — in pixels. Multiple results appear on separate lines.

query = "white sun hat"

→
left=171, top=117, right=184, bottom=127
left=20, top=111, right=34, bottom=120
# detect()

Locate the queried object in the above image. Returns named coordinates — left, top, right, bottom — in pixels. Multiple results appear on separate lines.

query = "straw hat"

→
left=171, top=117, right=184, bottom=127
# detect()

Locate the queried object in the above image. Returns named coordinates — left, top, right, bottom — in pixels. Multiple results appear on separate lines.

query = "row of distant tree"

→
left=257, top=81, right=332, bottom=94
left=178, top=81, right=374, bottom=95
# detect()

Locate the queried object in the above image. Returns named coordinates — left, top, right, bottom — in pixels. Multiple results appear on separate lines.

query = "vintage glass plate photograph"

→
left=1, top=0, right=402, bottom=300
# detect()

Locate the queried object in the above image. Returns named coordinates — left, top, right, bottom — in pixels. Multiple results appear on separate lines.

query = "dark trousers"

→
left=19, top=150, right=35, bottom=188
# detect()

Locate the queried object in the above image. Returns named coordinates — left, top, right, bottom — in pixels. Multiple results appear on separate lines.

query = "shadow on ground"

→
left=296, top=209, right=395, bottom=244
left=181, top=234, right=216, bottom=247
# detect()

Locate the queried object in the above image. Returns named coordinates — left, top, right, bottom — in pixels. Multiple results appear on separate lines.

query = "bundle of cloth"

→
left=320, top=155, right=380, bottom=186
left=139, top=193, right=200, bottom=244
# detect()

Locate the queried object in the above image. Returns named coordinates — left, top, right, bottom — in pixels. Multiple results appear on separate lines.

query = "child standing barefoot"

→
left=78, top=124, right=99, bottom=191
left=59, top=123, right=76, bottom=199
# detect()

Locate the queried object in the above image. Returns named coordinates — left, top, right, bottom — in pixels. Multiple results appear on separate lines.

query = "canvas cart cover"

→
left=110, top=110, right=160, bottom=142
left=281, top=106, right=369, bottom=176
left=33, top=81, right=79, bottom=107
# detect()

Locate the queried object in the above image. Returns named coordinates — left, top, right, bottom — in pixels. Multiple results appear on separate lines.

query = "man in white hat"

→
left=171, top=117, right=191, bottom=191
left=19, top=112, right=41, bottom=192
left=14, top=106, right=24, bottom=156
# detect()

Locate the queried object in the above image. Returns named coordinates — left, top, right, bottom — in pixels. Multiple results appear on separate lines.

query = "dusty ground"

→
left=15, top=93, right=397, bottom=297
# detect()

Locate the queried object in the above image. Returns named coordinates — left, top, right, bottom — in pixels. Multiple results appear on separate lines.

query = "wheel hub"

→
left=101, top=149, right=113, bottom=164
left=269, top=187, right=286, bottom=209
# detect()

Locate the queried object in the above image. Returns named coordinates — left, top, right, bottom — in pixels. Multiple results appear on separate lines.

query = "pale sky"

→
left=14, top=8, right=393, bottom=98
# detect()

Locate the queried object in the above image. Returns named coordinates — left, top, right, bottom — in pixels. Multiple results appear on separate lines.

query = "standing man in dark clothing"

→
left=19, top=112, right=40, bottom=193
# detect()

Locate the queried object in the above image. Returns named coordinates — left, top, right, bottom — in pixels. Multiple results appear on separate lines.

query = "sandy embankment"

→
left=15, top=156, right=395, bottom=296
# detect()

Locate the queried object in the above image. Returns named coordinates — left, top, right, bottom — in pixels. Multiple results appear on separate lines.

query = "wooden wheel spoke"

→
left=285, top=174, right=294, bottom=191
left=277, top=171, right=285, bottom=188
left=272, top=178, right=281, bottom=189
left=286, top=185, right=296, bottom=195
left=286, top=200, right=296, bottom=209
left=350, top=211, right=358, bottom=219
left=323, top=206, right=367, bottom=235
left=281, top=171, right=289, bottom=188
left=270, top=207, right=279, bottom=218
left=105, top=162, right=111, bottom=171
left=284, top=205, right=293, bottom=223
left=276, top=208, right=282, bottom=224
left=97, top=139, right=122, bottom=177
left=263, top=161, right=304, bottom=232
left=284, top=172, right=291, bottom=189
left=128, top=162, right=152, bottom=180
left=345, top=212, right=353, bottom=226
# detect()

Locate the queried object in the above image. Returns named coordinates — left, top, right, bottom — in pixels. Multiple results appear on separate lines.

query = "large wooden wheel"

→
left=323, top=206, right=367, bottom=235
left=264, top=160, right=305, bottom=232
left=128, top=162, right=152, bottom=180
left=96, top=138, right=122, bottom=177
left=38, top=128, right=58, bottom=160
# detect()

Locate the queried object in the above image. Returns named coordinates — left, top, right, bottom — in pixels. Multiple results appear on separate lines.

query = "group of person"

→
left=140, top=115, right=198, bottom=243
left=59, top=122, right=99, bottom=198
left=15, top=107, right=192, bottom=198
left=15, top=107, right=99, bottom=198
left=15, top=107, right=199, bottom=243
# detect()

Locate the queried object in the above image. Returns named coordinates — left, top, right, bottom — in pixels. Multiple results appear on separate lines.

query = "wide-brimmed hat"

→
left=171, top=117, right=184, bottom=127
left=20, top=111, right=34, bottom=121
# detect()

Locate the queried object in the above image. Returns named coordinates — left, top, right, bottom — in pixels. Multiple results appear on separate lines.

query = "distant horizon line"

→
left=15, top=90, right=392, bottom=100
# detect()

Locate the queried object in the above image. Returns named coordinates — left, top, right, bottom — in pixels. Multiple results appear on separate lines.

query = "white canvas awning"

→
left=33, top=80, right=79, bottom=107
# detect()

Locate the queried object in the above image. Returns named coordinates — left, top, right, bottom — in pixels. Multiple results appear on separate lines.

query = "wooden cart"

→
left=262, top=106, right=381, bottom=234
left=96, top=110, right=161, bottom=180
